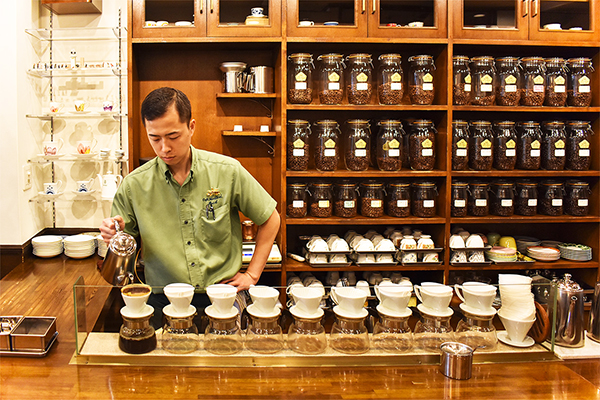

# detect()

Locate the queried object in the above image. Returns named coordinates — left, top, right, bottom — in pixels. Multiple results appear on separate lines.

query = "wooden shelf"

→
left=450, top=215, right=600, bottom=224
left=285, top=258, right=446, bottom=272
left=451, top=170, right=600, bottom=178
left=453, top=106, right=600, bottom=113
left=222, top=131, right=276, bottom=137
left=287, top=104, right=448, bottom=111
left=286, top=216, right=447, bottom=225
left=217, top=93, right=277, bottom=99
left=287, top=169, right=447, bottom=178
left=449, top=259, right=599, bottom=271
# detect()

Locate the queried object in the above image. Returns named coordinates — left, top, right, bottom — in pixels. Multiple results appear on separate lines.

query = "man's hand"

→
left=99, top=215, right=124, bottom=245
left=220, top=271, right=257, bottom=291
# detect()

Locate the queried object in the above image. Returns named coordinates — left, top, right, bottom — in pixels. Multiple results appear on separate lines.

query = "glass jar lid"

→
left=470, top=120, right=492, bottom=126
left=496, top=56, right=520, bottom=64
left=542, top=120, right=565, bottom=128
left=389, top=181, right=411, bottom=187
left=314, top=119, right=339, bottom=127
left=471, top=56, right=495, bottom=64
left=517, top=121, right=540, bottom=128
left=411, top=119, right=434, bottom=127
left=541, top=180, right=563, bottom=187
left=566, top=180, right=588, bottom=188
left=516, top=180, right=537, bottom=187
left=360, top=181, right=384, bottom=188
left=312, top=182, right=333, bottom=188
left=453, top=120, right=469, bottom=127
left=317, top=53, right=344, bottom=61
left=378, top=119, right=402, bottom=127
left=347, top=119, right=370, bottom=125
left=567, top=57, right=592, bottom=66
left=413, top=181, right=436, bottom=187
left=471, top=181, right=489, bottom=187
left=347, top=53, right=372, bottom=60
left=453, top=55, right=469, bottom=62
left=494, top=120, right=515, bottom=127
left=288, top=119, right=310, bottom=125
left=452, top=181, right=469, bottom=187
left=521, top=56, right=545, bottom=65
left=545, top=57, right=566, bottom=66
left=289, top=53, right=313, bottom=60
left=288, top=182, right=307, bottom=189
left=409, top=54, right=433, bottom=62
left=567, top=120, right=591, bottom=128
left=379, top=53, right=401, bottom=61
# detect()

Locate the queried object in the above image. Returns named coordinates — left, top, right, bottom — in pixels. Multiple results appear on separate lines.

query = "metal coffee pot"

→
left=99, top=220, right=137, bottom=286
left=220, top=62, right=247, bottom=93
left=549, top=273, right=585, bottom=348
left=589, top=281, right=600, bottom=343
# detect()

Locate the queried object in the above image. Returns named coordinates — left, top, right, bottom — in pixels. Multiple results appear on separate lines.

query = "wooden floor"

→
left=1, top=255, right=599, bottom=400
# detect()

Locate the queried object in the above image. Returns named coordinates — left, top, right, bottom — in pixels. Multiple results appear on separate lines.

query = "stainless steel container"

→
left=11, top=317, right=57, bottom=352
left=0, top=316, right=23, bottom=351
left=247, top=66, right=273, bottom=93
left=220, top=62, right=247, bottom=93
left=549, top=273, right=585, bottom=348
left=440, top=342, right=474, bottom=380
left=589, top=281, right=600, bottom=343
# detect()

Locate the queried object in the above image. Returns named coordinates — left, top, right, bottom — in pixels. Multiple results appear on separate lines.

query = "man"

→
left=100, top=87, right=280, bottom=319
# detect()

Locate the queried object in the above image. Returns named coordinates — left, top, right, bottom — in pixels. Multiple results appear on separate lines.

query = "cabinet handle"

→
left=199, top=0, right=203, bottom=14
left=522, top=0, right=528, bottom=17
left=362, top=0, right=366, bottom=13
left=532, top=0, right=539, bottom=17
left=210, top=0, right=214, bottom=13
left=373, top=0, right=376, bottom=14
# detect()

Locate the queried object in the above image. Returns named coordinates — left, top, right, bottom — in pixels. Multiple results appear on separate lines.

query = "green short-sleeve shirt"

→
left=111, top=146, right=277, bottom=292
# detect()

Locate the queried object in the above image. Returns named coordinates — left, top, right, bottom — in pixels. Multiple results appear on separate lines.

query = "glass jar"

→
left=346, top=53, right=373, bottom=105
left=516, top=121, right=542, bottom=170
left=372, top=314, right=413, bottom=353
left=452, top=120, right=469, bottom=171
left=287, top=183, right=308, bottom=218
left=344, top=119, right=371, bottom=171
left=495, top=56, right=521, bottom=106
left=204, top=315, right=243, bottom=355
left=119, top=314, right=157, bottom=354
left=520, top=56, right=546, bottom=106
left=412, top=181, right=437, bottom=218
left=565, top=181, right=591, bottom=216
left=414, top=313, right=454, bottom=353
left=287, top=119, right=311, bottom=171
left=468, top=182, right=490, bottom=216
left=386, top=182, right=411, bottom=218
left=567, top=57, right=593, bottom=107
left=245, top=314, right=284, bottom=354
left=376, top=119, right=404, bottom=171
left=455, top=312, right=497, bottom=351
left=408, top=55, right=435, bottom=105
left=287, top=315, right=327, bottom=355
left=409, top=119, right=436, bottom=171
left=453, top=55, right=472, bottom=105
left=566, top=121, right=593, bottom=171
left=544, top=57, right=568, bottom=107
left=541, top=121, right=567, bottom=171
left=313, top=120, right=340, bottom=171
left=317, top=53, right=345, bottom=105
left=288, top=53, right=314, bottom=104
left=309, top=182, right=333, bottom=218
left=468, top=120, right=494, bottom=171
left=515, top=181, right=538, bottom=216
left=330, top=314, right=370, bottom=354
left=359, top=181, right=384, bottom=218
left=378, top=53, right=404, bottom=105
left=162, top=314, right=199, bottom=354
left=490, top=181, right=515, bottom=217
left=493, top=121, right=517, bottom=170
left=470, top=56, right=496, bottom=106
left=539, top=181, right=564, bottom=216
left=451, top=182, right=469, bottom=217
left=334, top=181, right=358, bottom=218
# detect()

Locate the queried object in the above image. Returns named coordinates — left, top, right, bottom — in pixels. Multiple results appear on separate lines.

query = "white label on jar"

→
left=454, top=199, right=466, bottom=207
left=481, top=149, right=492, bottom=157
left=506, top=149, right=516, bottom=157
left=578, top=199, right=588, bottom=207
left=423, top=200, right=435, bottom=208
left=579, top=149, right=590, bottom=157
left=355, top=149, right=367, bottom=157
left=555, top=149, right=565, bottom=157
left=475, top=199, right=487, bottom=207
left=397, top=200, right=409, bottom=208
left=580, top=85, right=591, bottom=93
left=422, top=148, right=433, bottom=157
left=481, top=84, right=493, bottom=92
left=344, top=200, right=355, bottom=208
left=501, top=199, right=512, bottom=207
left=318, top=200, right=330, bottom=208
left=371, top=200, right=382, bottom=208
left=423, top=82, right=434, bottom=91
left=292, top=200, right=304, bottom=208
left=554, top=85, right=565, bottom=93
left=528, top=199, right=537, bottom=206
left=324, top=149, right=336, bottom=157
left=505, top=84, right=517, bottom=92
left=388, top=149, right=400, bottom=157
left=295, top=81, right=307, bottom=90
left=356, top=82, right=369, bottom=91
left=292, top=148, right=305, bottom=157
left=328, top=82, right=340, bottom=90
left=391, top=82, right=402, bottom=90
left=534, top=85, right=545, bottom=92
left=456, top=149, right=467, bottom=157
left=552, top=199, right=562, bottom=207
left=464, top=84, right=471, bottom=92
left=531, top=149, right=540, bottom=157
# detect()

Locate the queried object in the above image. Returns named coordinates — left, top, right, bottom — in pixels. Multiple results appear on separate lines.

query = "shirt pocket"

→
left=201, top=203, right=231, bottom=243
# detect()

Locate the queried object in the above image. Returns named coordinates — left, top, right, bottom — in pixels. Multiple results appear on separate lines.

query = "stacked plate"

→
left=485, top=246, right=517, bottom=262
left=97, top=235, right=108, bottom=258
left=63, top=235, right=96, bottom=259
left=558, top=243, right=592, bottom=261
left=526, top=246, right=561, bottom=262
left=32, top=235, right=63, bottom=258
left=515, top=236, right=541, bottom=254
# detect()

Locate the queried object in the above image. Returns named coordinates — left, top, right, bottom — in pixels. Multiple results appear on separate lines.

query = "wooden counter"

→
left=1, top=255, right=599, bottom=399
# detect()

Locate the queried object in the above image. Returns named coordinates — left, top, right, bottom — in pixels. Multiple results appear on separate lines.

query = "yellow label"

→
left=579, top=140, right=590, bottom=149
left=389, top=139, right=400, bottom=149
left=579, top=76, right=590, bottom=85
left=382, top=141, right=390, bottom=151
left=355, top=139, right=367, bottom=149
left=391, top=73, right=402, bottom=82
left=423, top=73, right=433, bottom=82
left=506, top=139, right=516, bottom=149
left=325, top=139, right=336, bottom=148
left=533, top=75, right=544, bottom=84
left=464, top=75, right=471, bottom=84
left=328, top=72, right=340, bottom=82
left=357, top=72, right=368, bottom=82
left=481, top=74, right=493, bottom=84
left=295, top=71, right=307, bottom=82
left=481, top=139, right=492, bottom=148
left=555, top=139, right=565, bottom=149
left=531, top=140, right=540, bottom=149
left=422, top=138, right=432, bottom=148
left=505, top=75, right=517, bottom=84
left=457, top=139, right=467, bottom=148
left=293, top=139, right=305, bottom=148
left=555, top=76, right=565, bottom=85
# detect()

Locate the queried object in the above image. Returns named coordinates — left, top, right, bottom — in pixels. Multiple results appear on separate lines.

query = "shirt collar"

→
left=157, top=145, right=196, bottom=184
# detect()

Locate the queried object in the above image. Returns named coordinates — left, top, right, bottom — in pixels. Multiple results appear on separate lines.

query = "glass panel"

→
left=539, top=0, right=591, bottom=31
left=298, top=0, right=356, bottom=26
left=145, top=0, right=195, bottom=27
left=463, top=0, right=517, bottom=29
left=219, top=0, right=271, bottom=25
left=379, top=0, right=436, bottom=27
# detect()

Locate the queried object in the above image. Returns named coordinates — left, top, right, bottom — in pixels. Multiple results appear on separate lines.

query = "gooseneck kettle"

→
left=99, top=220, right=137, bottom=286
left=589, top=281, right=600, bottom=343
left=549, top=273, right=585, bottom=348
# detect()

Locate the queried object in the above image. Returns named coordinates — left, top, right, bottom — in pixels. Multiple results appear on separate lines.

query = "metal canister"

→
left=549, top=273, right=585, bottom=348
left=589, top=281, right=600, bottom=343
left=440, top=342, right=474, bottom=380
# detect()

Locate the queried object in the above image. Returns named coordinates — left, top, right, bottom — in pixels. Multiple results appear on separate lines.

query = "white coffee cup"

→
left=498, top=311, right=536, bottom=343
left=121, top=283, right=152, bottom=314
left=299, top=20, right=314, bottom=26
left=330, top=287, right=367, bottom=315
left=49, top=101, right=63, bottom=113
left=251, top=7, right=264, bottom=16
left=76, top=179, right=94, bottom=193
left=308, top=280, right=325, bottom=297
left=103, top=100, right=114, bottom=112
left=43, top=181, right=63, bottom=195
left=291, top=286, right=322, bottom=315
left=74, top=100, right=86, bottom=112
left=356, top=280, right=371, bottom=296
left=76, top=139, right=98, bottom=155
left=455, top=282, right=496, bottom=311
left=43, top=139, right=64, bottom=156
left=164, top=283, right=194, bottom=313
left=249, top=285, right=279, bottom=314
left=377, top=285, right=412, bottom=312
left=206, top=283, right=237, bottom=314
left=414, top=283, right=453, bottom=312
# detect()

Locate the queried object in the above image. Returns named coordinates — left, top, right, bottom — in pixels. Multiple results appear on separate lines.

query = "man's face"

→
left=145, top=104, right=195, bottom=169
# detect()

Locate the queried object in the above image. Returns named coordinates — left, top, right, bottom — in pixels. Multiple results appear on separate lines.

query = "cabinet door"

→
left=286, top=0, right=368, bottom=38
left=206, top=0, right=281, bottom=37
left=451, top=0, right=529, bottom=40
left=367, top=0, right=447, bottom=38
left=528, top=0, right=599, bottom=42
left=132, top=0, right=206, bottom=38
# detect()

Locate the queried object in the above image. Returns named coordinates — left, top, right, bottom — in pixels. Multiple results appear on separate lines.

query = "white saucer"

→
left=70, top=110, right=91, bottom=114
left=120, top=304, right=154, bottom=319
left=38, top=191, right=63, bottom=198
left=205, top=305, right=239, bottom=319
left=246, top=304, right=281, bottom=319
left=497, top=331, right=535, bottom=348
left=289, top=305, right=324, bottom=320
left=459, top=303, right=497, bottom=317
left=332, top=305, right=369, bottom=319
left=72, top=189, right=96, bottom=195
left=163, top=304, right=196, bottom=318
left=417, top=303, right=454, bottom=318
left=376, top=304, right=412, bottom=318
left=71, top=152, right=98, bottom=158
left=38, top=153, right=64, bottom=160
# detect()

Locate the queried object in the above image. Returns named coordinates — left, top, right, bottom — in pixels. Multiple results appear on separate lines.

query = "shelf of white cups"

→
left=27, top=99, right=125, bottom=121
left=31, top=138, right=127, bottom=164
left=449, top=232, right=491, bottom=266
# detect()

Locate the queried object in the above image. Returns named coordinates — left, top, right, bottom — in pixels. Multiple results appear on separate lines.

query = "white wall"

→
left=0, top=0, right=128, bottom=246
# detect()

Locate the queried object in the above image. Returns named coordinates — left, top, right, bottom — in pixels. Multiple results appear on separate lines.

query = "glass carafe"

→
left=346, top=53, right=373, bottom=105
left=204, top=315, right=243, bottom=355
left=378, top=53, right=404, bottom=105
left=453, top=55, right=472, bottom=105
left=317, top=53, right=345, bottom=105
left=313, top=120, right=340, bottom=171
left=375, top=119, right=404, bottom=171
left=455, top=312, right=497, bottom=351
left=287, top=316, right=327, bottom=355
left=408, top=55, right=435, bottom=105
left=372, top=314, right=413, bottom=353
left=162, top=314, right=199, bottom=354
left=414, top=313, right=454, bottom=353
left=287, top=119, right=311, bottom=171
left=344, top=119, right=371, bottom=171
left=330, top=315, right=370, bottom=354
left=119, top=314, right=157, bottom=354
left=245, top=315, right=284, bottom=354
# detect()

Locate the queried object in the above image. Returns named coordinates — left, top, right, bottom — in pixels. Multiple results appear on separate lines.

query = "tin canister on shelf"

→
left=412, top=181, right=437, bottom=218
left=453, top=55, right=471, bottom=105
left=309, top=182, right=333, bottom=218
left=346, top=53, right=373, bottom=105
left=451, top=182, right=469, bottom=217
left=452, top=120, right=469, bottom=171
left=520, top=56, right=546, bottom=106
left=386, top=182, right=411, bottom=217
left=344, top=119, right=371, bottom=171
left=408, top=55, right=435, bottom=105
left=317, top=53, right=345, bottom=105
left=566, top=121, right=593, bottom=171
left=288, top=53, right=314, bottom=104
left=565, top=181, right=590, bottom=216
left=378, top=53, right=404, bottom=105
left=515, top=181, right=538, bottom=216
left=541, top=121, right=567, bottom=171
left=490, top=181, right=515, bottom=217
left=313, top=120, right=340, bottom=171
left=468, top=182, right=489, bottom=216
left=544, top=57, right=568, bottom=107
left=287, top=119, right=311, bottom=171
left=335, top=181, right=358, bottom=218
left=470, top=56, right=496, bottom=106
left=495, top=56, right=521, bottom=106
left=376, top=119, right=404, bottom=171
left=409, top=119, right=436, bottom=171
left=539, top=181, right=565, bottom=216
left=286, top=183, right=308, bottom=218
left=567, top=57, right=593, bottom=107
left=468, top=120, right=494, bottom=171
left=493, top=121, right=517, bottom=170
left=359, top=181, right=385, bottom=218
left=516, top=121, right=542, bottom=170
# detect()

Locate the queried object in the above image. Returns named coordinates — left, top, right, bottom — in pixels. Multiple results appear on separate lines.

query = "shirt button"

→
left=184, top=220, right=188, bottom=224
left=187, top=241, right=191, bottom=245
left=182, top=198, right=186, bottom=203
left=191, top=262, right=195, bottom=267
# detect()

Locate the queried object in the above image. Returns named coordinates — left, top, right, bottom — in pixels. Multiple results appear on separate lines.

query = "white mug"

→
left=164, top=283, right=194, bottom=313
left=414, top=283, right=453, bottom=312
left=43, top=139, right=64, bottom=156
left=249, top=285, right=279, bottom=314
left=76, top=139, right=98, bottom=155
left=49, top=102, right=63, bottom=113
left=206, top=283, right=237, bottom=314
left=330, top=287, right=367, bottom=315
left=43, top=181, right=63, bottom=195
left=251, top=7, right=264, bottom=16
left=76, top=179, right=94, bottom=193
left=103, top=100, right=114, bottom=112
left=455, top=282, right=496, bottom=311
left=299, top=20, right=314, bottom=26
left=74, top=100, right=86, bottom=112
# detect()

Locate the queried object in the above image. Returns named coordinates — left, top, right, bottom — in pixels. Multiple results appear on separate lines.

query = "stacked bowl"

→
left=485, top=246, right=517, bottom=262
left=497, top=274, right=536, bottom=347
left=63, top=235, right=96, bottom=259
left=32, top=235, right=63, bottom=258
left=515, top=236, right=541, bottom=254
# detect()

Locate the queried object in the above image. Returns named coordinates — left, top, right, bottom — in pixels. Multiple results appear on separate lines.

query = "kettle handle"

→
left=114, top=219, right=121, bottom=233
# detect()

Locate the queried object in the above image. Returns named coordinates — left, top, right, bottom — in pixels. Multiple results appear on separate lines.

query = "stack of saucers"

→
left=558, top=243, right=592, bottom=261
left=63, top=234, right=96, bottom=259
left=485, top=246, right=517, bottom=262
left=32, top=235, right=63, bottom=258
left=96, top=235, right=108, bottom=258
left=527, top=246, right=560, bottom=262
left=515, top=236, right=541, bottom=254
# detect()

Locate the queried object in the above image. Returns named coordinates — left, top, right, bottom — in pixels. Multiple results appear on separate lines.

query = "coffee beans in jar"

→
left=409, top=119, right=436, bottom=171
left=566, top=121, right=593, bottom=170
left=334, top=182, right=358, bottom=218
left=493, top=121, right=517, bottom=170
left=286, top=183, right=308, bottom=218
left=520, top=57, right=546, bottom=106
left=451, top=182, right=469, bottom=217
left=386, top=182, right=411, bottom=217
left=313, top=120, right=340, bottom=171
left=452, top=120, right=469, bottom=170
left=539, top=181, right=564, bottom=216
left=346, top=53, right=373, bottom=105
left=287, top=119, right=311, bottom=171
left=378, top=54, right=404, bottom=105
left=317, top=53, right=344, bottom=105
left=544, top=57, right=568, bottom=107
left=515, top=181, right=537, bottom=216
left=412, top=181, right=437, bottom=218
left=470, top=56, right=496, bottom=106
left=490, top=181, right=515, bottom=217
left=309, top=182, right=333, bottom=218
left=495, top=56, right=521, bottom=106
left=408, top=55, right=435, bottom=105
left=565, top=181, right=590, bottom=216
left=541, top=121, right=567, bottom=170
left=516, top=121, right=542, bottom=170
left=453, top=55, right=472, bottom=105
left=468, top=120, right=494, bottom=171
left=376, top=120, right=404, bottom=171
left=288, top=53, right=314, bottom=104
left=567, top=58, right=593, bottom=107
left=359, top=181, right=384, bottom=218
left=344, top=119, right=371, bottom=171
left=468, top=182, right=490, bottom=216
